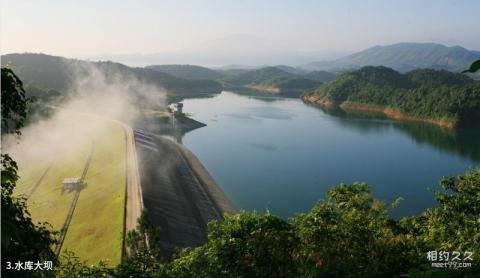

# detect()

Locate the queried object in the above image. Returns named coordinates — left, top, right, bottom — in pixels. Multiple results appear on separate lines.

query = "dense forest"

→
left=303, top=66, right=480, bottom=128
left=302, top=70, right=337, bottom=82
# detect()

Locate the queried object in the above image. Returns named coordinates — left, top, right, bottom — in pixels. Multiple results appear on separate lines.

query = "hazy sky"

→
left=2, top=0, right=479, bottom=57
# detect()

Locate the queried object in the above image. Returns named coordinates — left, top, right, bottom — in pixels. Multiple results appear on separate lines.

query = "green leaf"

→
left=462, top=59, right=480, bottom=73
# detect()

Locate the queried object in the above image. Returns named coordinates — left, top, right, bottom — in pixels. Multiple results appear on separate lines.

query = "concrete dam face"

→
left=134, top=130, right=235, bottom=258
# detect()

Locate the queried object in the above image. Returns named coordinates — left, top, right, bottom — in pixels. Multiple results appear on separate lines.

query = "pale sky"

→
left=1, top=0, right=479, bottom=58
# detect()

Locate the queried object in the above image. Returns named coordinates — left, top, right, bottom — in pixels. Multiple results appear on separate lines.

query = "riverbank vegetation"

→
left=303, top=66, right=480, bottom=128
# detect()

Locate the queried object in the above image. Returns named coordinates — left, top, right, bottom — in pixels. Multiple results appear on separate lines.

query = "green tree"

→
left=402, top=169, right=480, bottom=275
left=293, top=183, right=412, bottom=277
left=55, top=251, right=111, bottom=278
left=1, top=68, right=30, bottom=135
left=115, top=209, right=164, bottom=277
left=463, top=60, right=480, bottom=73
left=168, top=211, right=299, bottom=278
left=1, top=68, right=57, bottom=277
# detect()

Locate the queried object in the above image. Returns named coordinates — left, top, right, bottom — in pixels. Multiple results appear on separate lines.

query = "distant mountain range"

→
left=302, top=43, right=480, bottom=72
left=146, top=64, right=224, bottom=80
left=3, top=42, right=479, bottom=103
left=146, top=64, right=336, bottom=84
left=88, top=40, right=479, bottom=74
left=1, top=53, right=223, bottom=103
left=87, top=34, right=347, bottom=67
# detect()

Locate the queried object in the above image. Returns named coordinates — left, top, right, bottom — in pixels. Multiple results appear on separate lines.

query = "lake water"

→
left=181, top=91, right=480, bottom=218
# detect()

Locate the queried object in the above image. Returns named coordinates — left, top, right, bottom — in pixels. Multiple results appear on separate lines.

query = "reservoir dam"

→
left=133, top=129, right=236, bottom=258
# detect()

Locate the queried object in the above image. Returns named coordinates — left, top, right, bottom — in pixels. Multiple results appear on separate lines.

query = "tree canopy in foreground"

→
left=50, top=169, right=479, bottom=277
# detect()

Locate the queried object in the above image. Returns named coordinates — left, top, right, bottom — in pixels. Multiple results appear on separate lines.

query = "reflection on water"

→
left=314, top=106, right=480, bottom=163
left=397, top=125, right=480, bottom=163
left=181, top=91, right=480, bottom=218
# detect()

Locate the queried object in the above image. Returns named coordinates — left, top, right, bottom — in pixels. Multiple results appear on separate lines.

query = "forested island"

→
left=303, top=66, right=480, bottom=128
left=220, top=66, right=328, bottom=97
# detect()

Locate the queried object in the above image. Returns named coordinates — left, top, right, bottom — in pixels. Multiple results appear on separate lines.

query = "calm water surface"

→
left=181, top=91, right=480, bottom=218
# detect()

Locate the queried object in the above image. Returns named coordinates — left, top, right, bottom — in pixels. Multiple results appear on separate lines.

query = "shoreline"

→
left=152, top=134, right=236, bottom=216
left=175, top=142, right=237, bottom=216
left=302, top=95, right=456, bottom=128
left=245, top=84, right=281, bottom=94
left=135, top=131, right=236, bottom=257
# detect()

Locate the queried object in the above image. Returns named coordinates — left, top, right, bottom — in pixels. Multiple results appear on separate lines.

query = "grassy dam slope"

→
left=12, top=111, right=127, bottom=265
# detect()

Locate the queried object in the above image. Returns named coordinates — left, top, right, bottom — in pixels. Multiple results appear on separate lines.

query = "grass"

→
left=16, top=145, right=90, bottom=230
left=61, top=122, right=126, bottom=265
left=13, top=111, right=127, bottom=265
left=15, top=158, right=55, bottom=197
